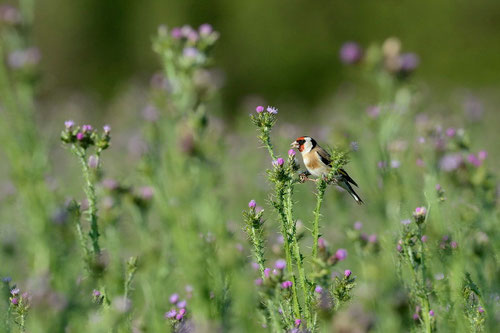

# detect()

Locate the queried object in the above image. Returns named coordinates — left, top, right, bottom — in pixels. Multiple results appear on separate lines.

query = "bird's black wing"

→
left=338, top=168, right=359, bottom=187
left=316, top=148, right=332, bottom=166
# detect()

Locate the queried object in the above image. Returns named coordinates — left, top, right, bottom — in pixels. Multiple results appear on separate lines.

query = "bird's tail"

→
left=339, top=180, right=364, bottom=205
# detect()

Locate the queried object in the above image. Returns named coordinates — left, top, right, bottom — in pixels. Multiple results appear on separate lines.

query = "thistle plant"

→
left=397, top=206, right=434, bottom=332
left=462, top=273, right=486, bottom=332
left=245, top=106, right=357, bottom=331
left=61, top=122, right=111, bottom=275
left=8, top=287, right=30, bottom=333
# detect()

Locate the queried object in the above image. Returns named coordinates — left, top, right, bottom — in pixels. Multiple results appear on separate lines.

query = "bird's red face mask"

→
left=291, top=137, right=306, bottom=152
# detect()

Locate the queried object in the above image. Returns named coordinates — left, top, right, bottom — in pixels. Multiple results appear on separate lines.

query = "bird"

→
left=291, top=136, right=363, bottom=204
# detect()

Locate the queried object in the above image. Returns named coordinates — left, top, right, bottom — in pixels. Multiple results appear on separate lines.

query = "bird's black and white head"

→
left=291, top=136, right=317, bottom=154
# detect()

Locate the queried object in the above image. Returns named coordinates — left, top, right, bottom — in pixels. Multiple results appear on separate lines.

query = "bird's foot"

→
left=299, top=173, right=309, bottom=183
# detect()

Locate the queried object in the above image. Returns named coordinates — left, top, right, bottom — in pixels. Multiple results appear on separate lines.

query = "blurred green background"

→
left=35, top=0, right=500, bottom=108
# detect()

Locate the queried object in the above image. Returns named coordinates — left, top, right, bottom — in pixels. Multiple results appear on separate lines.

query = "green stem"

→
left=285, top=183, right=311, bottom=325
left=250, top=226, right=266, bottom=280
left=312, top=179, right=327, bottom=259
left=74, top=147, right=101, bottom=256
left=261, top=131, right=276, bottom=161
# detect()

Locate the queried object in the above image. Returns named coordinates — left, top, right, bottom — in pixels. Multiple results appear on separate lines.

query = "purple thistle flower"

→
left=171, top=27, right=182, bottom=39
left=414, top=207, right=427, bottom=217
left=274, top=259, right=286, bottom=270
left=183, top=47, right=199, bottom=59
left=314, top=285, right=323, bottom=294
left=413, top=313, right=420, bottom=320
left=366, top=105, right=380, bottom=118
left=254, top=278, right=263, bottom=286
left=248, top=200, right=256, bottom=209
left=264, top=268, right=271, bottom=278
left=199, top=23, right=213, bottom=36
left=251, top=262, right=259, bottom=270
left=82, top=124, right=93, bottom=132
left=165, top=309, right=177, bottom=319
left=11, top=298, right=18, bottom=305
left=187, top=30, right=199, bottom=42
left=76, top=132, right=84, bottom=141
left=478, top=306, right=484, bottom=313
left=266, top=106, right=278, bottom=114
left=177, top=300, right=187, bottom=308
left=318, top=237, right=326, bottom=249
left=429, top=310, right=435, bottom=317
left=288, top=149, right=296, bottom=157
left=335, top=248, right=347, bottom=261
left=350, top=141, right=359, bottom=151
left=368, top=234, right=377, bottom=243
left=478, top=150, right=488, bottom=161
left=467, top=154, right=481, bottom=167
left=421, top=235, right=428, bottom=242
left=344, top=269, right=352, bottom=277
left=140, top=186, right=154, bottom=200
left=295, top=319, right=301, bottom=327
left=390, top=160, right=401, bottom=169
left=339, top=42, right=363, bottom=64
left=93, top=289, right=101, bottom=297
left=0, top=5, right=21, bottom=24
left=176, top=308, right=186, bottom=320
left=88, top=155, right=98, bottom=169
left=446, top=128, right=456, bottom=137
left=450, top=241, right=458, bottom=249
left=435, top=184, right=442, bottom=191
left=272, top=158, right=284, bottom=167
left=401, top=219, right=411, bottom=225
left=65, top=120, right=74, bottom=129
left=256, top=105, right=264, bottom=113
left=169, top=293, right=179, bottom=304
left=11, top=288, right=19, bottom=295
left=281, top=281, right=293, bottom=289
left=399, top=53, right=420, bottom=72
left=354, top=221, right=363, bottom=230
left=2, top=277, right=12, bottom=283
left=439, top=153, right=463, bottom=172
left=103, top=125, right=111, bottom=134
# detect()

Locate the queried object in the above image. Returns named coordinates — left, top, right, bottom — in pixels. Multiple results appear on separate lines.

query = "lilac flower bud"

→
left=93, top=289, right=101, bottom=297
left=140, top=186, right=154, bottom=201
left=183, top=47, right=199, bottom=59
left=199, top=23, right=213, bottom=36
left=65, top=120, right=74, bottom=130
left=169, top=293, right=179, bottom=304
left=76, top=132, right=84, bottom=141
left=446, top=128, right=456, bottom=137
left=274, top=259, right=286, bottom=270
left=266, top=106, right=278, bottom=114
left=354, top=221, right=363, bottom=230
left=256, top=105, right=264, bottom=113
left=344, top=269, right=352, bottom=277
left=450, top=241, right=458, bottom=249
left=251, top=262, right=259, bottom=270
left=339, top=42, right=363, bottom=64
left=318, top=237, right=326, bottom=249
left=439, top=154, right=463, bottom=171
left=82, top=125, right=93, bottom=132
left=177, top=300, right=187, bottom=308
left=165, top=309, right=177, bottom=319
left=2, top=277, right=12, bottom=283
left=467, top=154, right=481, bottom=167
left=390, top=160, right=401, bottom=169
left=11, top=288, right=19, bottom=295
left=435, top=184, right=442, bottom=191
left=264, top=268, right=271, bottom=278
left=478, top=150, right=487, bottom=161
left=401, top=219, right=411, bottom=225
left=413, top=313, right=420, bottom=320
left=314, top=285, right=323, bottom=294
left=368, top=234, right=377, bottom=243
left=176, top=308, right=186, bottom=320
left=254, top=278, right=263, bottom=286
left=88, top=155, right=98, bottom=169
left=335, top=248, right=347, bottom=261
left=11, top=297, right=18, bottom=305
left=288, top=149, right=296, bottom=157
left=248, top=200, right=256, bottom=208
left=478, top=306, right=484, bottom=313
left=103, top=125, right=111, bottom=134
left=272, top=158, right=284, bottom=167
left=171, top=27, right=182, bottom=39
left=421, top=235, right=428, bottom=242
left=187, top=30, right=199, bottom=42
left=413, top=207, right=427, bottom=222
left=399, top=53, right=420, bottom=72
left=281, top=281, right=293, bottom=289
left=429, top=310, right=435, bottom=317
left=295, top=319, right=301, bottom=327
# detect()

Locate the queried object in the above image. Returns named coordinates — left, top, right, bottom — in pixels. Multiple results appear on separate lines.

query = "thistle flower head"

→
left=165, top=309, right=177, bottom=319
left=76, top=132, right=84, bottom=141
left=11, top=297, right=18, bottom=305
left=335, top=248, right=348, bottom=261
left=199, top=23, right=213, bottom=36
left=288, top=149, right=296, bottom=157
left=82, top=124, right=93, bottom=133
left=274, top=259, right=286, bottom=270
left=339, top=41, right=363, bottom=64
left=344, top=269, right=352, bottom=277
left=65, top=120, right=74, bottom=130
left=11, top=288, right=19, bottom=295
left=266, top=106, right=278, bottom=114
left=272, top=158, right=284, bottom=167
left=354, top=221, right=363, bottom=230
left=171, top=27, right=182, bottom=39
left=177, top=300, right=187, bottom=308
left=169, top=293, right=179, bottom=304
left=281, top=281, right=293, bottom=289
left=315, top=285, right=323, bottom=294
left=294, top=319, right=302, bottom=327
left=256, top=105, right=264, bottom=113
left=429, top=310, right=435, bottom=317
left=248, top=200, right=256, bottom=209
left=103, top=125, right=111, bottom=134
left=413, top=207, right=427, bottom=223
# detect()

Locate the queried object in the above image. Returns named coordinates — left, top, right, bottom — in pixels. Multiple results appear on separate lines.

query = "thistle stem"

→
left=312, top=179, right=327, bottom=259
left=250, top=226, right=266, bottom=280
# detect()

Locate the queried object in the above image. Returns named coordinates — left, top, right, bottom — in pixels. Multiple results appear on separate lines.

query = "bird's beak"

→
left=290, top=141, right=299, bottom=149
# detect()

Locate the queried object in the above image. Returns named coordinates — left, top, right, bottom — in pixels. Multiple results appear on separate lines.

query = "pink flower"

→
left=344, top=269, right=352, bottom=277
left=467, top=154, right=481, bottom=167
left=478, top=150, right=488, bottom=161
left=256, top=105, right=264, bottom=113
left=335, top=248, right=347, bottom=261
left=281, top=281, right=293, bottom=289
left=248, top=200, right=256, bottom=208
left=76, top=132, right=84, bottom=141
left=288, top=149, right=296, bottom=157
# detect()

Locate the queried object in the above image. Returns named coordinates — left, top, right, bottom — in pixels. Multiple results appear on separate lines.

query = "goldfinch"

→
left=291, top=136, right=363, bottom=204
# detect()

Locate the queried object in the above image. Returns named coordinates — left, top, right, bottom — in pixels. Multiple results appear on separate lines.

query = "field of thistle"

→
left=1, top=2, right=499, bottom=333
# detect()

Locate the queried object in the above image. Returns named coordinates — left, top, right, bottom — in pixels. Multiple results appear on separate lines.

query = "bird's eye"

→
left=298, top=140, right=305, bottom=145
